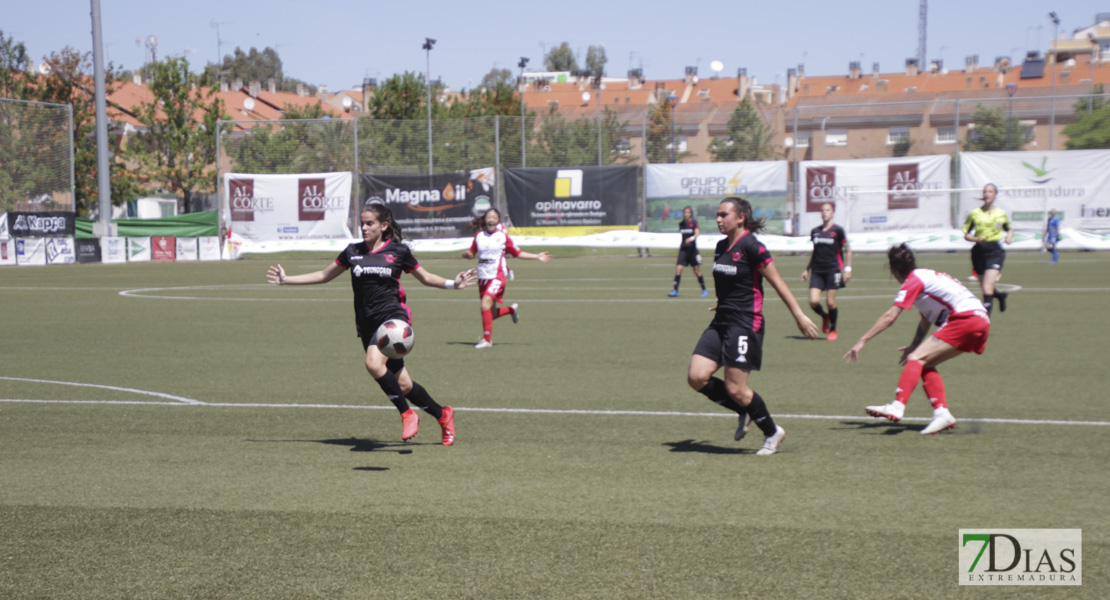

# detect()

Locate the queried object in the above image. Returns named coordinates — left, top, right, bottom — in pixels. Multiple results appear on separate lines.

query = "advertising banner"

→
left=797, top=155, right=952, bottom=233
left=102, top=237, right=127, bottom=264
left=45, top=238, right=76, bottom=265
left=959, top=150, right=1110, bottom=230
left=16, top=238, right=46, bottom=265
left=645, top=162, right=789, bottom=234
left=361, top=168, right=496, bottom=239
left=151, top=236, right=176, bottom=261
left=128, top=237, right=152, bottom=262
left=198, top=236, right=221, bottom=261
left=5, top=211, right=75, bottom=237
left=0, top=238, right=14, bottom=265
left=0, top=212, right=8, bottom=238
left=176, top=237, right=198, bottom=261
left=504, top=166, right=638, bottom=234
left=224, top=172, right=353, bottom=242
left=76, top=238, right=102, bottom=263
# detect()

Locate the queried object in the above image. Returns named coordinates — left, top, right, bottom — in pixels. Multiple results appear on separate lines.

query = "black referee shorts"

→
left=971, top=241, right=1006, bottom=274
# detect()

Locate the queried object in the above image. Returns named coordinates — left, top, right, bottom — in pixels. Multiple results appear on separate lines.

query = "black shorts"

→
left=360, top=334, right=406, bottom=373
left=676, top=246, right=702, bottom=267
left=971, top=242, right=1006, bottom=274
left=359, top=310, right=410, bottom=373
left=808, top=270, right=844, bottom=291
left=692, top=322, right=764, bottom=371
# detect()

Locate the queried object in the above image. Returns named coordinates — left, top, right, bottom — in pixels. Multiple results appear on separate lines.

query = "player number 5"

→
left=737, top=335, right=748, bottom=356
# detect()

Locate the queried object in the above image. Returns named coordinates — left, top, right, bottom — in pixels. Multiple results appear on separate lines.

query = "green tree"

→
left=962, top=104, right=1033, bottom=152
left=207, top=46, right=316, bottom=94
left=366, top=72, right=428, bottom=120
left=124, top=56, right=228, bottom=211
left=708, top=96, right=774, bottom=161
left=527, top=106, right=629, bottom=167
left=478, top=68, right=513, bottom=90
left=545, top=42, right=578, bottom=72
left=646, top=101, right=676, bottom=163
left=1063, top=107, right=1110, bottom=149
left=585, top=45, right=607, bottom=78
left=0, top=29, right=29, bottom=99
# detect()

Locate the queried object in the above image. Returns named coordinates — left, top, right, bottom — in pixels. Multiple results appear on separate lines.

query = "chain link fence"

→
left=0, top=98, right=74, bottom=213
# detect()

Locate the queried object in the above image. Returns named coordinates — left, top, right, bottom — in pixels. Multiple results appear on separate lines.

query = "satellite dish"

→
left=243, top=98, right=255, bottom=111
left=710, top=60, right=724, bottom=73
left=784, top=137, right=794, bottom=148
left=341, top=96, right=353, bottom=108
left=581, top=91, right=591, bottom=103
left=38, top=63, right=52, bottom=75
left=691, top=75, right=699, bottom=85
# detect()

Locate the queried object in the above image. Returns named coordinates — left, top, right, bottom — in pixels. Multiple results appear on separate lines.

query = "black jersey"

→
left=711, top=230, right=773, bottom=331
left=679, top=219, right=699, bottom=248
left=807, top=224, right=848, bottom=272
left=335, top=239, right=419, bottom=336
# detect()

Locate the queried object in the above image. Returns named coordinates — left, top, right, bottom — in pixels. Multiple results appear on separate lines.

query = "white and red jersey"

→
left=469, top=229, right=521, bottom=280
left=894, top=268, right=987, bottom=325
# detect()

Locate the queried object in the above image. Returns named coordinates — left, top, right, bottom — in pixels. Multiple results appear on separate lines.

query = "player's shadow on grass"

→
left=664, top=439, right=755, bottom=455
left=446, top=341, right=528, bottom=347
left=247, top=437, right=415, bottom=454
left=835, top=420, right=922, bottom=435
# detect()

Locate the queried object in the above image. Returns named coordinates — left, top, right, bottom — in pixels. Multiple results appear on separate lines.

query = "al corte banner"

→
left=504, top=166, right=638, bottom=234
left=959, top=150, right=1110, bottom=230
left=645, top=162, right=788, bottom=234
left=798, top=155, right=951, bottom=233
left=224, top=172, right=353, bottom=242
left=361, top=168, right=495, bottom=239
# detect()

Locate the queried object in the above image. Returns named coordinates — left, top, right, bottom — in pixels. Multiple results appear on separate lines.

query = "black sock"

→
left=374, top=370, right=410, bottom=413
left=746, top=391, right=777, bottom=436
left=995, top=291, right=1008, bottom=312
left=829, top=307, right=839, bottom=331
left=811, top=304, right=827, bottom=318
left=982, top=294, right=994, bottom=315
left=406, top=381, right=443, bottom=420
left=697, top=275, right=706, bottom=290
left=697, top=378, right=748, bottom=416
left=673, top=275, right=681, bottom=291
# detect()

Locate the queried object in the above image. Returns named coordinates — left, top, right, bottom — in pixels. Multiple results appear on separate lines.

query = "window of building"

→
left=936, top=126, right=957, bottom=144
left=887, top=127, right=910, bottom=145
left=795, top=132, right=812, bottom=148
left=825, top=129, right=848, bottom=146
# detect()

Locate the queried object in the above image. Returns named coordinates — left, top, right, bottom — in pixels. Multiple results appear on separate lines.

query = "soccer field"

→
left=1, top=250, right=1106, bottom=599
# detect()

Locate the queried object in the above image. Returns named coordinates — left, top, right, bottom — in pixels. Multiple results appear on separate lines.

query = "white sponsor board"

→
left=646, top=162, right=787, bottom=197
left=128, top=237, right=152, bottom=262
left=959, top=150, right=1110, bottom=230
left=102, top=237, right=127, bottom=264
left=223, top=172, right=353, bottom=243
left=45, top=237, right=76, bottom=265
left=798, top=155, right=952, bottom=234
left=0, top=237, right=15, bottom=265
left=176, top=237, right=199, bottom=261
left=0, top=212, right=8, bottom=238
left=198, top=236, right=221, bottom=261
left=16, top=238, right=46, bottom=265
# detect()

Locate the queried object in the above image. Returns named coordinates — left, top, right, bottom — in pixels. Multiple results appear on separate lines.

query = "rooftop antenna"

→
left=210, top=20, right=229, bottom=73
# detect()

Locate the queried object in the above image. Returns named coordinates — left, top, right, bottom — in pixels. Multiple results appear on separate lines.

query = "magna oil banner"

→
left=504, top=166, right=638, bottom=233
left=361, top=168, right=496, bottom=239
left=224, top=172, right=353, bottom=242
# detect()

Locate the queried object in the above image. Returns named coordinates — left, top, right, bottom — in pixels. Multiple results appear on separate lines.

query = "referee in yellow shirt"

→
left=963, top=183, right=1013, bottom=315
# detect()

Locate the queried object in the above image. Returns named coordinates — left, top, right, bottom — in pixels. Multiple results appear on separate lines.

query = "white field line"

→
left=0, top=376, right=205, bottom=405
left=0, top=394, right=1106, bottom=427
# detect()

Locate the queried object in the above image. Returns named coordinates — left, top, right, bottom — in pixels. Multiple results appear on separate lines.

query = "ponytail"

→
left=467, top=208, right=501, bottom=232
left=721, top=197, right=766, bottom=234
left=886, top=243, right=917, bottom=278
left=363, top=202, right=404, bottom=242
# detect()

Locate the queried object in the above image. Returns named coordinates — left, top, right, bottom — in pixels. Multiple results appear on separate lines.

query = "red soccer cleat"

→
left=827, top=331, right=838, bottom=341
left=401, top=409, right=419, bottom=441
left=438, top=406, right=456, bottom=446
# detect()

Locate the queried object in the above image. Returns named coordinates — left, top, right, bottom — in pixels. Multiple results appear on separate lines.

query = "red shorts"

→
left=934, top=311, right=990, bottom=354
left=478, top=276, right=507, bottom=303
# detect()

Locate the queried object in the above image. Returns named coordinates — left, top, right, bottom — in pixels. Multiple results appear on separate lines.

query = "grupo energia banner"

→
left=645, top=162, right=789, bottom=234
left=224, top=172, right=353, bottom=242
left=798, top=155, right=952, bottom=233
left=361, top=168, right=496, bottom=239
left=503, top=166, right=638, bottom=235
left=959, top=150, right=1110, bottom=231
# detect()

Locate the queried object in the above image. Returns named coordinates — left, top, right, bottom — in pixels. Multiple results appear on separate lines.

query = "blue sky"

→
left=5, top=1, right=1106, bottom=92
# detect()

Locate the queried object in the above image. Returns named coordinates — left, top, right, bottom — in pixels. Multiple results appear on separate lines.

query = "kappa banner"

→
left=4, top=211, right=75, bottom=237
left=504, top=166, right=638, bottom=232
left=645, top=162, right=789, bottom=234
left=361, top=168, right=496, bottom=239
left=224, top=172, right=353, bottom=242
left=959, top=150, right=1110, bottom=230
left=799, top=155, right=951, bottom=233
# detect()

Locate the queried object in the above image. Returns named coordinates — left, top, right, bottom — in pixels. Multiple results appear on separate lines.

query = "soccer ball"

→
left=374, top=319, right=414, bottom=358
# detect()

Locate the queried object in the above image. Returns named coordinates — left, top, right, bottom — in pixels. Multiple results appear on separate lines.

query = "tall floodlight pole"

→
left=596, top=76, right=603, bottom=166
left=1006, top=83, right=1018, bottom=151
left=667, top=94, right=679, bottom=163
left=1090, top=33, right=1099, bottom=112
left=423, top=38, right=436, bottom=175
left=90, top=0, right=112, bottom=233
left=1049, top=12, right=1060, bottom=150
left=518, top=57, right=529, bottom=167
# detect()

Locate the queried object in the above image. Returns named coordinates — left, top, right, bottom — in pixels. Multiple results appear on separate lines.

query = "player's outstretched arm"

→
left=761, top=261, right=818, bottom=339
left=844, top=306, right=903, bottom=363
left=517, top=251, right=551, bottom=263
left=411, top=266, right=477, bottom=290
left=267, top=262, right=344, bottom=286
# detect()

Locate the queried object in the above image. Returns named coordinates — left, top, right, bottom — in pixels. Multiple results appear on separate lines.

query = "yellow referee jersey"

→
left=963, top=207, right=1011, bottom=242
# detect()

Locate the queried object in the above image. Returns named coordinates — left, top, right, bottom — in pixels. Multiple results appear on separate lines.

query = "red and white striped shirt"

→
left=469, top=229, right=521, bottom=280
left=894, top=268, right=986, bottom=325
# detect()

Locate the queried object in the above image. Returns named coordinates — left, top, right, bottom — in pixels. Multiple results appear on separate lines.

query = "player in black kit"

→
left=668, top=206, right=708, bottom=298
left=687, top=197, right=819, bottom=455
left=267, top=203, right=476, bottom=446
left=801, top=202, right=852, bottom=341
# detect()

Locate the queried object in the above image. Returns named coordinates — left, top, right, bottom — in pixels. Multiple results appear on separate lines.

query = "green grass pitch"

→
left=1, top=248, right=1106, bottom=599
